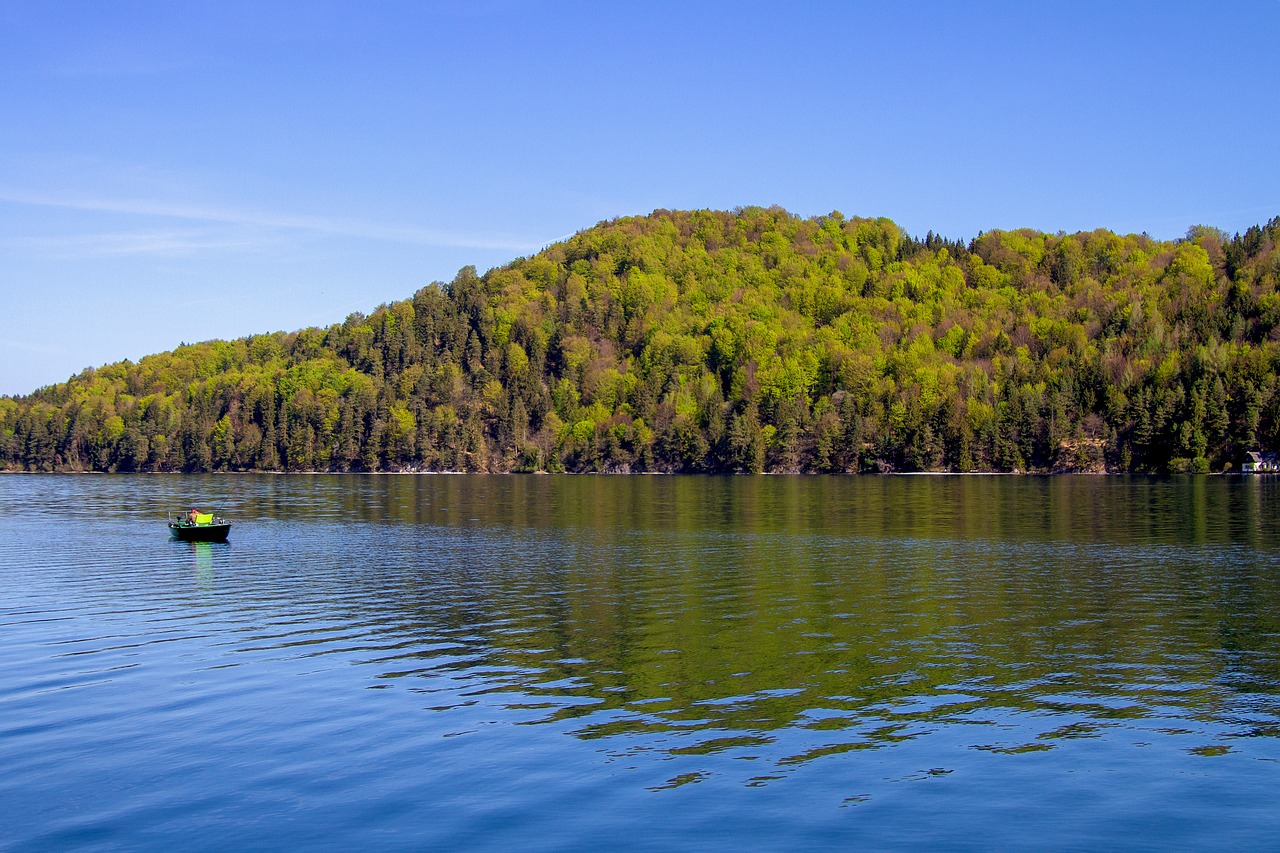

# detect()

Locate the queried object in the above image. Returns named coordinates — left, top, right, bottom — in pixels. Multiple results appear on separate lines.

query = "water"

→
left=2, top=474, right=1279, bottom=850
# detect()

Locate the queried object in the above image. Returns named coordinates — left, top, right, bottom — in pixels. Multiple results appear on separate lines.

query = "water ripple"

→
left=3, top=474, right=1280, bottom=849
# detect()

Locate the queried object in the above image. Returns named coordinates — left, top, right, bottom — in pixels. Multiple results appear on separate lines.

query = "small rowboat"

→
left=168, top=511, right=232, bottom=542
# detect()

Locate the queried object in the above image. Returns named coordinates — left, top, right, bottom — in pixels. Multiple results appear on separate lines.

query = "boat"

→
left=168, top=511, right=232, bottom=542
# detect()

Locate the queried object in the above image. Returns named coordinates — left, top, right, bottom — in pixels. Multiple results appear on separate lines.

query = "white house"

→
left=1242, top=451, right=1280, bottom=473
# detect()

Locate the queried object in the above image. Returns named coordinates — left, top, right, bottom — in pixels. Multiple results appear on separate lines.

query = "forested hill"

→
left=4, top=207, right=1280, bottom=474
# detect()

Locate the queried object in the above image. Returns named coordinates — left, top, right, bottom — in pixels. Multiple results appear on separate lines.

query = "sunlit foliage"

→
left=4, top=207, right=1280, bottom=473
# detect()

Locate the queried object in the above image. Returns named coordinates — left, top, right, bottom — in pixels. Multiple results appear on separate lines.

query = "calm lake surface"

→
left=3, top=474, right=1280, bottom=850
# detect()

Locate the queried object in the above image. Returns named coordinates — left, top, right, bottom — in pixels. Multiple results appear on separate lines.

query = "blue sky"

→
left=2, top=1, right=1278, bottom=396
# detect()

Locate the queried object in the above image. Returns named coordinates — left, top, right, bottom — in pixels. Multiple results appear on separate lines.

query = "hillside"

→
left=3, top=207, right=1280, bottom=474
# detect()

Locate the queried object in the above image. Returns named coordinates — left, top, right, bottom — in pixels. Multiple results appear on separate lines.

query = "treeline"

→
left=3, top=207, right=1280, bottom=474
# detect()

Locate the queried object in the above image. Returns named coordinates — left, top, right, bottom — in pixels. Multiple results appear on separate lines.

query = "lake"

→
left=2, top=474, right=1279, bottom=850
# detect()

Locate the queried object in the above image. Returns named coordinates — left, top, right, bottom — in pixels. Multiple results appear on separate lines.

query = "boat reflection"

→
left=185, top=540, right=225, bottom=591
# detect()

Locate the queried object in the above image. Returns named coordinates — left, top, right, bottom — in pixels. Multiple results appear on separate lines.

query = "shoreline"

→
left=0, top=469, right=1248, bottom=477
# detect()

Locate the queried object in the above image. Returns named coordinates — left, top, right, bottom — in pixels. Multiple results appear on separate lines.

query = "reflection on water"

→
left=186, top=541, right=220, bottom=591
left=2, top=474, right=1280, bottom=849
left=375, top=523, right=1280, bottom=777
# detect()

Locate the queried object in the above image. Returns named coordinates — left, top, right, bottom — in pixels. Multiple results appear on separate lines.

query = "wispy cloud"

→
left=0, top=338, right=65, bottom=355
left=0, top=187, right=548, bottom=253
left=6, top=228, right=276, bottom=258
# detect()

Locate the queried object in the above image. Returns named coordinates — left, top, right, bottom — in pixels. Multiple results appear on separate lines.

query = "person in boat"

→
left=187, top=508, right=200, bottom=525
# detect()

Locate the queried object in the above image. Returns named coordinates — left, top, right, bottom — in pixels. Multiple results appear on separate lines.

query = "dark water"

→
left=3, top=474, right=1280, bottom=850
